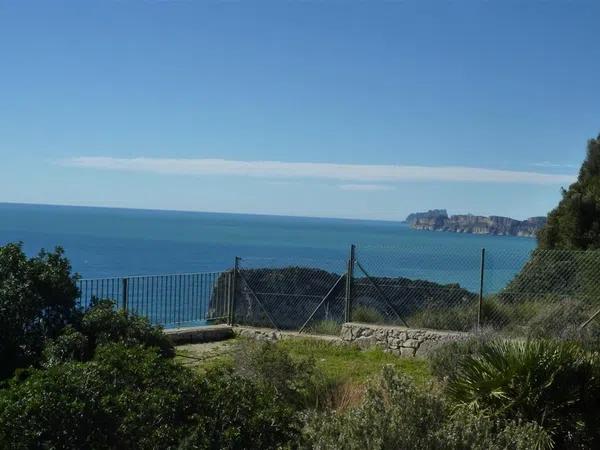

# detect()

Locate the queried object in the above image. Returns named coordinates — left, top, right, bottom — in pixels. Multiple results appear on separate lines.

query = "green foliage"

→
left=428, top=337, right=489, bottom=381
left=538, top=133, right=600, bottom=250
left=233, top=339, right=327, bottom=409
left=42, top=325, right=90, bottom=367
left=0, top=344, right=201, bottom=449
left=302, top=366, right=446, bottom=450
left=407, top=303, right=476, bottom=332
left=302, top=366, right=549, bottom=450
left=0, top=343, right=302, bottom=450
left=447, top=339, right=600, bottom=448
left=80, top=298, right=174, bottom=357
left=181, top=367, right=300, bottom=449
left=0, top=242, right=80, bottom=379
left=439, top=409, right=552, bottom=450
left=40, top=299, right=175, bottom=368
left=309, top=319, right=342, bottom=335
left=351, top=305, right=385, bottom=324
left=276, top=338, right=432, bottom=386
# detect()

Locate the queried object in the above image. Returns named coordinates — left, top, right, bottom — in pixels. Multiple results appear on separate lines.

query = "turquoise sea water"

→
left=0, top=203, right=536, bottom=293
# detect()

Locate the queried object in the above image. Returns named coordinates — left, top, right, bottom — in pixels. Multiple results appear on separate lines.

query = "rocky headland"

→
left=405, top=210, right=546, bottom=237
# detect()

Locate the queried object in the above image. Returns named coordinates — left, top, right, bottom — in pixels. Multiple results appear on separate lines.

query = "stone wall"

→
left=340, top=322, right=470, bottom=356
left=234, top=326, right=341, bottom=344
left=166, top=324, right=234, bottom=345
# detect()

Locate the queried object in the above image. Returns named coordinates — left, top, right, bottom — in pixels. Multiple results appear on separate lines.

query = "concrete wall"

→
left=340, top=322, right=470, bottom=356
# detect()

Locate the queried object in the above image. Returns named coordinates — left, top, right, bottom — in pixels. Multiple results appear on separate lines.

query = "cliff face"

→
left=405, top=209, right=448, bottom=227
left=407, top=210, right=546, bottom=237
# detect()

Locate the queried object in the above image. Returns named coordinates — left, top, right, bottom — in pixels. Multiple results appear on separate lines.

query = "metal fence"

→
left=76, top=245, right=600, bottom=339
left=229, top=245, right=600, bottom=339
left=77, top=271, right=231, bottom=328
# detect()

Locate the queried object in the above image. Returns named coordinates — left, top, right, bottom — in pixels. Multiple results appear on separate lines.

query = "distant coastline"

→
left=405, top=209, right=546, bottom=238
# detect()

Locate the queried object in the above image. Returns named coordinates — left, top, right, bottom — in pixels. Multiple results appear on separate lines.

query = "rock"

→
left=354, top=335, right=379, bottom=349
left=400, top=347, right=416, bottom=357
left=402, top=339, right=421, bottom=349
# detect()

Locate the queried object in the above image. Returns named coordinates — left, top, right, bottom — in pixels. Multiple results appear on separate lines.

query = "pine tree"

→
left=538, top=134, right=600, bottom=250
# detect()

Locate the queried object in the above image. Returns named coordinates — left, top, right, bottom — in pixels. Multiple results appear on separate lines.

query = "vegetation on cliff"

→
left=538, top=133, right=600, bottom=250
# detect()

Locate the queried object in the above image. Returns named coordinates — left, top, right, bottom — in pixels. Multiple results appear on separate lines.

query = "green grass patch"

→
left=277, top=338, right=432, bottom=386
left=175, top=336, right=432, bottom=387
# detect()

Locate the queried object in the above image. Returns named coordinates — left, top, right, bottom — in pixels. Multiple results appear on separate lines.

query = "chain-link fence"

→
left=226, top=245, right=600, bottom=339
left=230, top=255, right=347, bottom=334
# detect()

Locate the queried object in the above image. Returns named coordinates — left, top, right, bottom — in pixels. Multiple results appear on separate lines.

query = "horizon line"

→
left=0, top=200, right=547, bottom=224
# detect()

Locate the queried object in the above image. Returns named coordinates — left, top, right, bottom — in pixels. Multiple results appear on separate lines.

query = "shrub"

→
left=39, top=299, right=175, bottom=368
left=439, top=409, right=552, bottom=450
left=80, top=299, right=174, bottom=357
left=302, top=366, right=446, bottom=450
left=0, top=344, right=201, bottom=449
left=42, top=325, right=90, bottom=367
left=428, top=336, right=490, bottom=381
left=407, top=303, right=476, bottom=332
left=447, top=339, right=600, bottom=448
left=302, top=366, right=552, bottom=450
left=0, top=243, right=80, bottom=379
left=0, top=343, right=302, bottom=450
left=233, top=339, right=327, bottom=409
left=310, top=319, right=342, bottom=335
left=181, top=367, right=301, bottom=449
left=351, top=305, right=385, bottom=324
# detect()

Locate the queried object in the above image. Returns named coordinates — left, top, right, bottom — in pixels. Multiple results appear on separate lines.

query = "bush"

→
left=39, top=299, right=175, bottom=368
left=310, top=319, right=342, bottom=335
left=302, top=368, right=550, bottom=450
left=80, top=299, right=174, bottom=357
left=0, top=344, right=200, bottom=449
left=447, top=339, right=600, bottom=448
left=302, top=366, right=446, bottom=450
left=439, top=409, right=551, bottom=450
left=0, top=343, right=302, bottom=450
left=351, top=305, right=385, bottom=324
left=181, top=367, right=301, bottom=449
left=42, top=325, right=90, bottom=367
left=233, top=339, right=327, bottom=409
left=428, top=336, right=490, bottom=381
left=302, top=366, right=549, bottom=450
left=0, top=243, right=80, bottom=379
left=407, top=303, right=476, bottom=332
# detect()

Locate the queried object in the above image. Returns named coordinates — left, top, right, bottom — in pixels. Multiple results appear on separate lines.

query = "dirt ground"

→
left=175, top=338, right=238, bottom=367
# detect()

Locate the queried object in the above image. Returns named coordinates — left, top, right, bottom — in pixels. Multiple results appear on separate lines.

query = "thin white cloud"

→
left=338, top=184, right=395, bottom=191
left=61, top=156, right=576, bottom=185
left=531, top=161, right=579, bottom=169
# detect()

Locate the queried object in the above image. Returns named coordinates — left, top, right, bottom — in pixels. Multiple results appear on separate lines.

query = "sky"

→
left=1, top=0, right=599, bottom=221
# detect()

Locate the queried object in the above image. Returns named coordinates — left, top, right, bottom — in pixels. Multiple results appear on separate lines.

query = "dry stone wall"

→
left=340, top=322, right=470, bottom=356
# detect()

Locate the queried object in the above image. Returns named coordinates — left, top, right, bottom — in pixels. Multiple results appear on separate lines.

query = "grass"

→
left=176, top=336, right=432, bottom=387
left=307, top=320, right=342, bottom=336
left=175, top=338, right=239, bottom=373
left=277, top=338, right=432, bottom=386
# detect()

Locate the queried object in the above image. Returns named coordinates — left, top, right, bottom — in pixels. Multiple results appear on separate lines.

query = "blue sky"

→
left=1, top=0, right=599, bottom=221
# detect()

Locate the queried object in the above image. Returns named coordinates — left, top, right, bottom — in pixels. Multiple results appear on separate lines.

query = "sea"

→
left=0, top=203, right=536, bottom=293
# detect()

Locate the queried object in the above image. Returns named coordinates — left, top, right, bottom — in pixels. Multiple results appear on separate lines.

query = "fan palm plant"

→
left=447, top=339, right=600, bottom=448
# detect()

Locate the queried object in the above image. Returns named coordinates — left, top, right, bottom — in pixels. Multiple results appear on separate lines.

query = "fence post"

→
left=228, top=257, right=240, bottom=326
left=121, top=277, right=129, bottom=313
left=477, top=248, right=485, bottom=332
left=344, top=244, right=356, bottom=323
